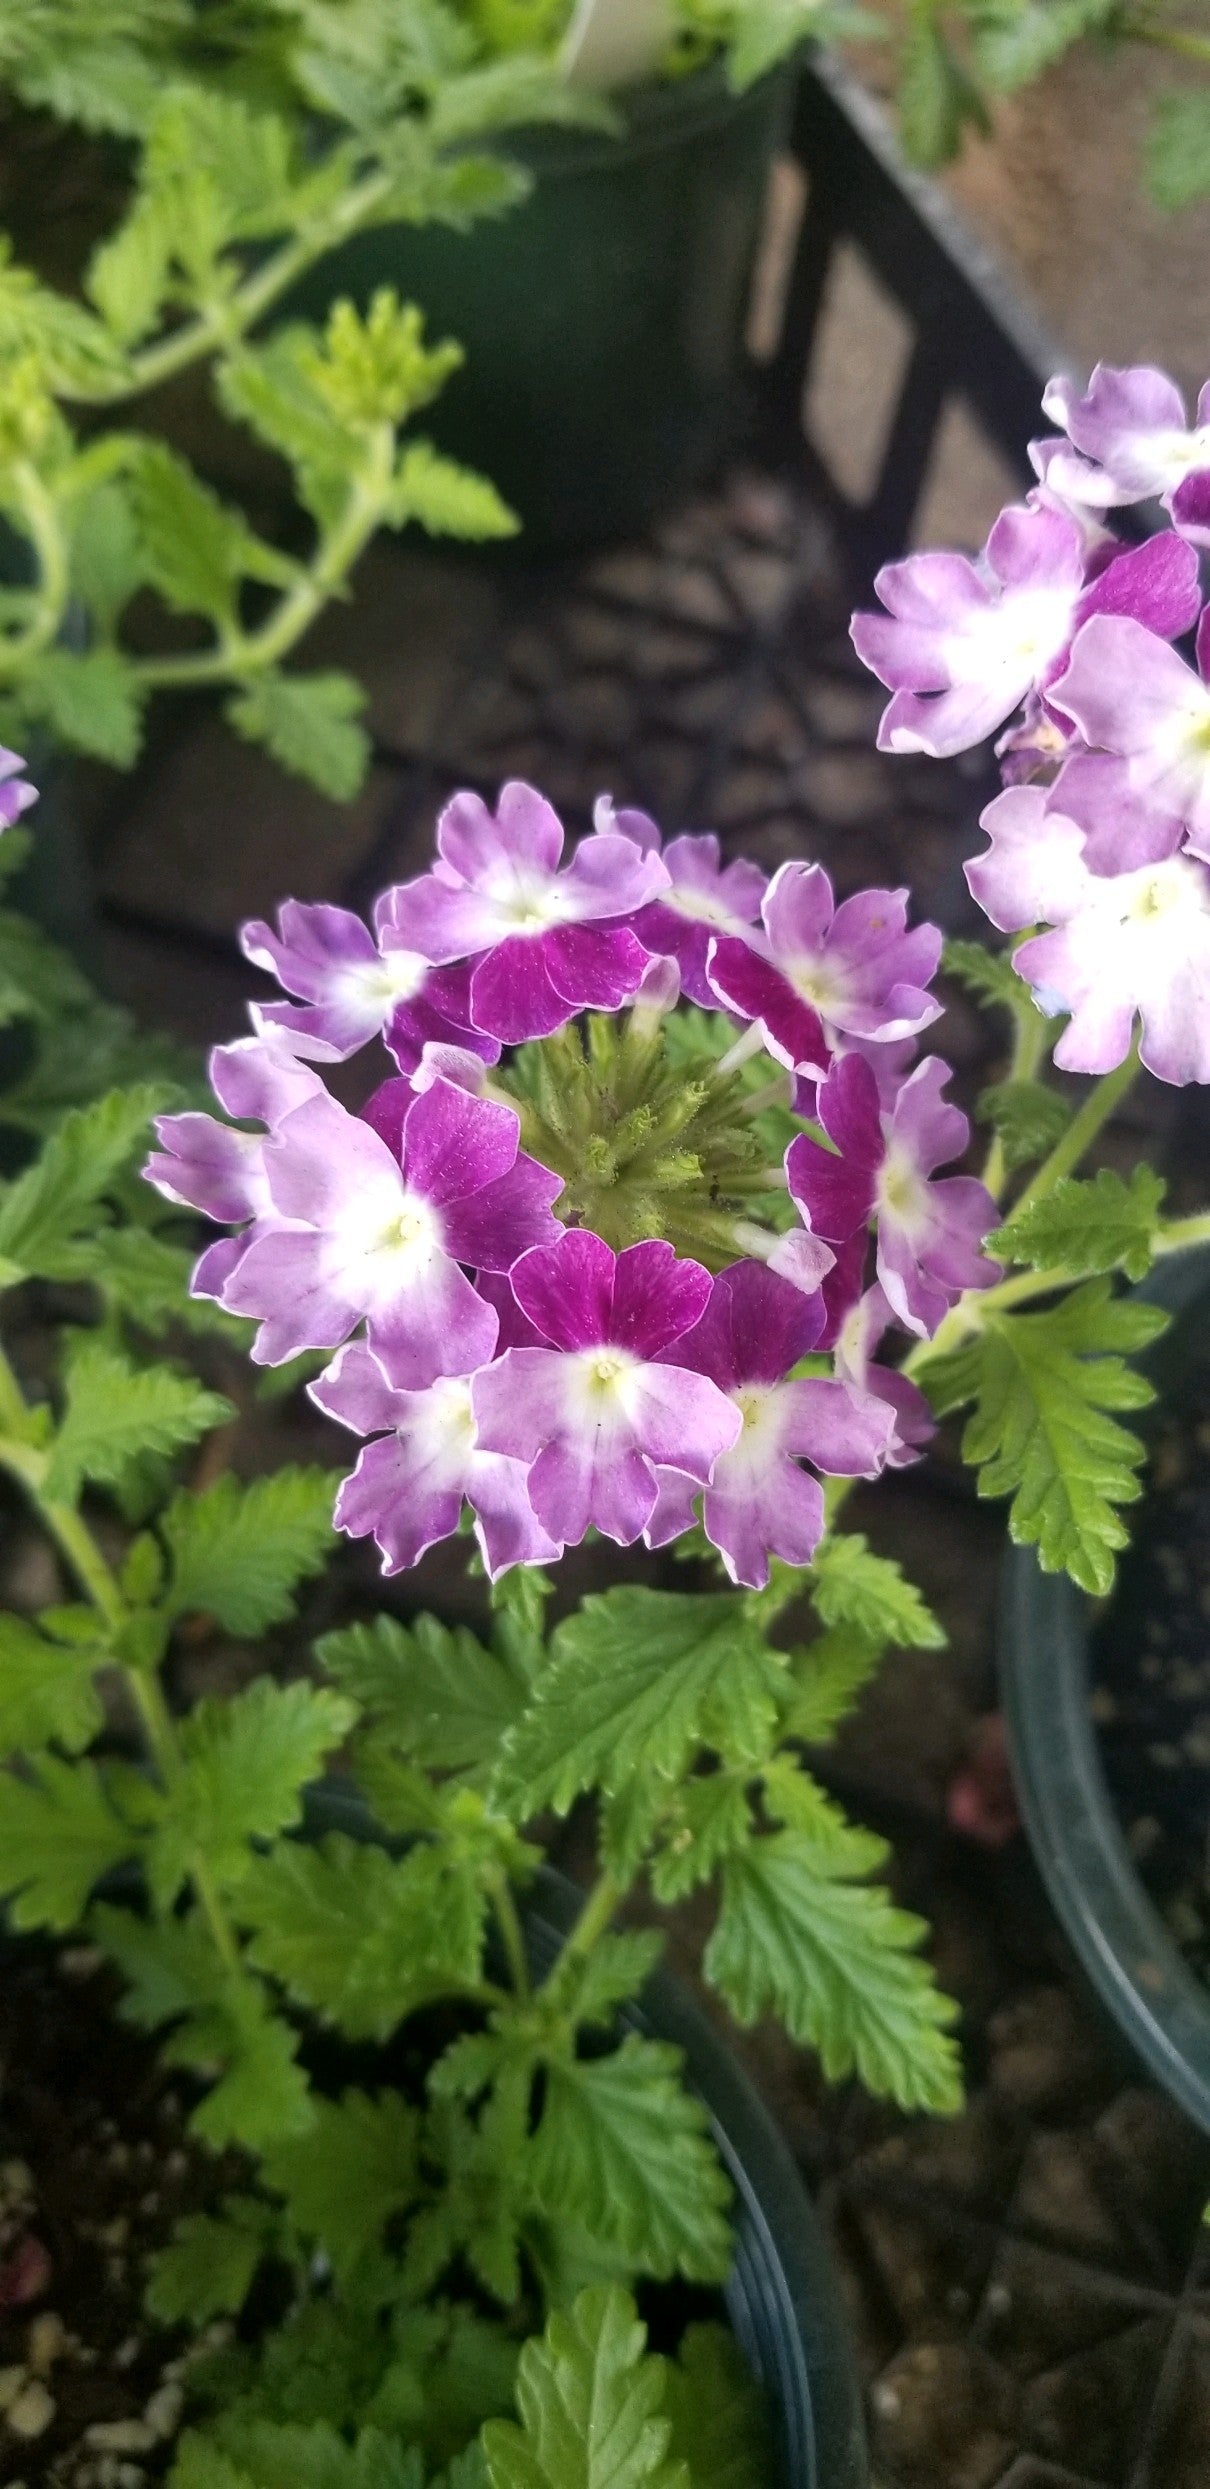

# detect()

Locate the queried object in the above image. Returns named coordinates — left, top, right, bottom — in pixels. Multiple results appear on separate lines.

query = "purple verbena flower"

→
left=1035, top=363, right=1210, bottom=544
left=310, top=1340, right=559, bottom=1578
left=709, top=862, right=941, bottom=1071
left=0, top=748, right=36, bottom=829
left=471, top=1231, right=741, bottom=1547
left=968, top=781, right=1210, bottom=1085
left=241, top=898, right=497, bottom=1072
left=595, top=795, right=767, bottom=1009
left=786, top=1053, right=998, bottom=1338
left=832, top=1281, right=934, bottom=1468
left=850, top=500, right=1200, bottom=759
left=144, top=1036, right=325, bottom=1303
left=1051, top=608, right=1210, bottom=850
left=380, top=781, right=667, bottom=1044
left=644, top=1260, right=894, bottom=1587
left=218, top=1075, right=562, bottom=1377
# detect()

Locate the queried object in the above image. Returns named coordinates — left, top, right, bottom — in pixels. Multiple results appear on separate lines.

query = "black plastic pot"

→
left=282, top=62, right=795, bottom=547
left=306, top=1784, right=867, bottom=2489
left=999, top=1247, right=1210, bottom=2135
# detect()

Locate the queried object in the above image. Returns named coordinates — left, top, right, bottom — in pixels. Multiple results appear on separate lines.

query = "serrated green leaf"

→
left=92, top=1898, right=219, bottom=2027
left=992, top=1165, right=1166, bottom=1282
left=0, top=1613, right=104, bottom=1756
left=148, top=1678, right=355, bottom=1908
left=808, top=1532, right=946, bottom=1648
left=174, top=2421, right=424, bottom=2489
left=132, top=442, right=282, bottom=625
left=1148, top=87, right=1210, bottom=211
left=976, top=1076, right=1073, bottom=1174
left=0, top=1756, right=137, bottom=1929
left=482, top=2285, right=687, bottom=2489
left=0, top=905, right=94, bottom=1035
left=86, top=195, right=173, bottom=344
left=317, top=1611, right=524, bottom=1772
left=146, top=2197, right=277, bottom=2325
left=706, top=1828, right=962, bottom=2113
left=261, top=2089, right=418, bottom=2281
left=241, top=1832, right=488, bottom=2039
left=44, top=1339, right=231, bottom=1502
left=649, top=1773, right=751, bottom=1903
left=898, top=7, right=990, bottom=166
left=390, top=439, right=517, bottom=540
left=18, top=649, right=145, bottom=766
left=68, top=478, right=143, bottom=637
left=543, top=1930, right=664, bottom=2030
left=161, top=1468, right=336, bottom=1635
left=0, top=1081, right=169, bottom=1281
left=528, top=2036, right=731, bottom=2285
left=92, top=1897, right=314, bottom=2150
left=780, top=1625, right=887, bottom=1743
left=942, top=937, right=1033, bottom=1015
left=493, top=1588, right=788, bottom=1820
left=0, top=240, right=129, bottom=390
left=662, top=2324, right=771, bottom=2489
left=924, top=1279, right=1168, bottom=1593
left=967, top=0, right=1117, bottom=89
left=227, top=670, right=369, bottom=800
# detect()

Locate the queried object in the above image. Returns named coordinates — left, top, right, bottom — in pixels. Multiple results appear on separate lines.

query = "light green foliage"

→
left=492, top=1587, right=789, bottom=1819
left=0, top=1082, right=173, bottom=1286
left=706, top=1824, right=963, bottom=2112
left=661, top=2326, right=771, bottom=2489
left=319, top=1610, right=527, bottom=1773
left=171, top=2422, right=426, bottom=2489
left=1149, top=89, right=1210, bottom=211
left=481, top=2286, right=687, bottom=2489
left=806, top=1533, right=946, bottom=1648
left=528, top=2037, right=732, bottom=2284
left=146, top=2198, right=280, bottom=2325
left=160, top=1469, right=338, bottom=1634
left=147, top=1678, right=356, bottom=1907
left=262, top=2090, right=420, bottom=2280
left=0, top=1612, right=106, bottom=1754
left=240, top=1829, right=492, bottom=2037
left=977, top=1077, right=1073, bottom=1175
left=992, top=1166, right=1167, bottom=1282
left=43, top=1338, right=231, bottom=1501
left=942, top=937, right=1034, bottom=1016
left=0, top=1755, right=138, bottom=1928
left=226, top=673, right=370, bottom=804
left=95, top=1902, right=314, bottom=2148
left=926, top=1280, right=1168, bottom=1594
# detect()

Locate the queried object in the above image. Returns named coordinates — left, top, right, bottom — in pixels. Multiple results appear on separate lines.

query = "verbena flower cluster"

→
left=854, top=360, right=1210, bottom=1087
left=146, top=358, right=1210, bottom=1596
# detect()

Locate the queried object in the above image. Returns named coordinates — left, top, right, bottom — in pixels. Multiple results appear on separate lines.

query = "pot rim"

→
left=999, top=1243, right=1210, bottom=2136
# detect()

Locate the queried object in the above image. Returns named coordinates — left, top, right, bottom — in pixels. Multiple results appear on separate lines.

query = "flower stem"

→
left=981, top=997, right=1050, bottom=1203
left=1154, top=1211, right=1210, bottom=1256
left=1010, top=1038, right=1142, bottom=1214
left=488, top=1871, right=531, bottom=2000
left=553, top=1870, right=622, bottom=1980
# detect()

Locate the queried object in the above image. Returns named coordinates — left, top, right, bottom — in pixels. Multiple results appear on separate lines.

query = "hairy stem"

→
left=488, top=1871, right=531, bottom=2000
left=0, top=462, right=72, bottom=685
left=554, top=1871, right=623, bottom=1981
left=1011, top=1040, right=1142, bottom=1213
left=1154, top=1210, right=1210, bottom=1255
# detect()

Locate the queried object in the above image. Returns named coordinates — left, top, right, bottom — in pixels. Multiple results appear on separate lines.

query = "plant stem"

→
left=554, top=1871, right=622, bottom=1978
left=488, top=1872, right=531, bottom=2000
left=1154, top=1210, right=1210, bottom=1256
left=0, top=463, right=72, bottom=685
left=1121, top=15, right=1210, bottom=63
left=1011, top=1040, right=1141, bottom=1214
left=981, top=998, right=1050, bottom=1203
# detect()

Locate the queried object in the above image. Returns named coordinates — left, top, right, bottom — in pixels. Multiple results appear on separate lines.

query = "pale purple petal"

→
left=1051, top=616, right=1210, bottom=839
left=308, top=1338, right=406, bottom=1436
left=703, top=1443, right=825, bottom=1588
left=782, top=1375, right=895, bottom=1475
left=0, top=748, right=35, bottom=826
left=438, top=781, right=565, bottom=883
left=1015, top=852, right=1210, bottom=1084
left=208, top=1036, right=324, bottom=1125
left=1048, top=753, right=1186, bottom=876
left=886, top=1054, right=970, bottom=1178
left=221, top=1227, right=370, bottom=1364
left=399, top=1078, right=519, bottom=1207
left=965, top=786, right=1090, bottom=933
left=642, top=1466, right=701, bottom=1549
left=766, top=1228, right=840, bottom=1300
left=145, top=1114, right=267, bottom=1224
left=368, top=1255, right=500, bottom=1390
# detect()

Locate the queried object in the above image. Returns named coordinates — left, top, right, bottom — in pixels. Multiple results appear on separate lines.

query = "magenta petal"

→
left=1073, top=529, right=1201, bottom=642
left=542, top=920, right=650, bottom=1011
left=707, top=938, right=830, bottom=1078
left=440, top=1151, right=564, bottom=1271
left=468, top=937, right=574, bottom=1043
left=510, top=1231, right=615, bottom=1351
left=360, top=1076, right=413, bottom=1160
left=400, top=1077, right=519, bottom=1206
left=1170, top=469, right=1210, bottom=547
left=669, top=1259, right=826, bottom=1390
left=817, top=1048, right=885, bottom=1170
left=476, top=1270, right=548, bottom=1351
left=785, top=1132, right=877, bottom=1242
left=609, top=1239, right=713, bottom=1359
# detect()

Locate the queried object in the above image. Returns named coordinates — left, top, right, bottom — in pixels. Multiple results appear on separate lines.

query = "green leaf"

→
left=807, top=1533, right=946, bottom=1648
left=942, top=937, right=1033, bottom=1016
left=493, top=1588, right=788, bottom=1820
left=543, top=1930, right=664, bottom=2030
left=0, top=1756, right=137, bottom=1930
left=94, top=1895, right=314, bottom=2150
left=724, top=0, right=828, bottom=89
left=132, top=442, right=282, bottom=625
left=261, top=2089, right=418, bottom=2281
left=1148, top=88, right=1210, bottom=210
left=173, top=2423, right=424, bottom=2489
left=148, top=1678, right=356, bottom=1907
left=967, top=0, right=1117, bottom=89
left=976, top=1077, right=1073, bottom=1175
left=226, top=671, right=370, bottom=801
left=0, top=904, right=94, bottom=1034
left=481, top=2285, right=686, bottom=2489
left=161, top=1468, right=337, bottom=1634
left=145, top=2197, right=278, bottom=2326
left=0, top=1081, right=169, bottom=1282
left=92, top=1899, right=220, bottom=2028
left=389, top=440, right=518, bottom=541
left=780, top=1625, right=887, bottom=1744
left=18, top=648, right=145, bottom=766
left=241, top=1832, right=488, bottom=2040
left=528, top=2036, right=732, bottom=2284
left=992, top=1165, right=1166, bottom=1282
left=317, top=1611, right=524, bottom=1772
left=649, top=1774, right=752, bottom=1903
left=86, top=195, right=173, bottom=343
left=0, top=1613, right=104, bottom=1756
left=68, top=479, right=143, bottom=636
left=898, top=7, right=990, bottom=166
left=0, top=240, right=129, bottom=390
left=706, top=1828, right=963, bottom=2113
left=44, top=1339, right=231, bottom=1501
left=662, top=2324, right=772, bottom=2489
left=925, top=1279, right=1168, bottom=1593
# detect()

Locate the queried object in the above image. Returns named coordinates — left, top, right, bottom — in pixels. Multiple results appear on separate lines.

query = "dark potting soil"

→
left=0, top=1943, right=239, bottom=2489
left=1090, top=1368, right=1210, bottom=1979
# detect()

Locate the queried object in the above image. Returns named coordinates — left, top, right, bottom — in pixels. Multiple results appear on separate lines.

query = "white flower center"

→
left=876, top=1142, right=930, bottom=1238
left=349, top=947, right=429, bottom=1010
left=667, top=881, right=735, bottom=929
left=1130, top=423, right=1210, bottom=489
left=338, top=1183, right=440, bottom=1289
left=483, top=862, right=576, bottom=935
left=423, top=1375, right=477, bottom=1450
left=959, top=585, right=1075, bottom=683
left=1111, top=853, right=1210, bottom=931
left=789, top=958, right=848, bottom=1016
